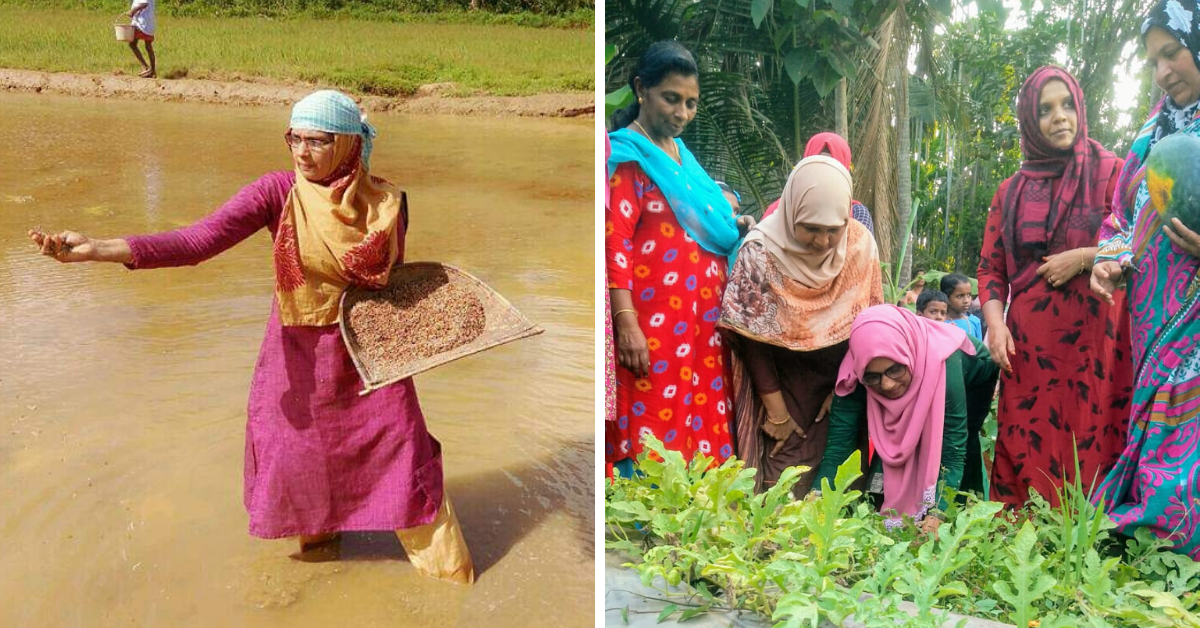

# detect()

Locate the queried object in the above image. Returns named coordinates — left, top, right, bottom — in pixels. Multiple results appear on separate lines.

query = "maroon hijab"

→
left=1001, top=66, right=1117, bottom=295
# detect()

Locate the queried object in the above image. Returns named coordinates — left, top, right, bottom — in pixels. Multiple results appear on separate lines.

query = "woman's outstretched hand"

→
left=28, top=230, right=132, bottom=264
left=29, top=229, right=95, bottom=263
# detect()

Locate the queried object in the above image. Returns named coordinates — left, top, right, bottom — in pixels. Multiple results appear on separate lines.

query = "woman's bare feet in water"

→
left=292, top=532, right=341, bottom=562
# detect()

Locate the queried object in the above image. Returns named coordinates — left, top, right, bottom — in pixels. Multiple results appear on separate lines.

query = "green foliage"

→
left=992, top=521, right=1057, bottom=627
left=606, top=435, right=1200, bottom=627
left=0, top=5, right=592, bottom=96
left=605, top=0, right=894, bottom=216
left=0, top=0, right=595, bottom=19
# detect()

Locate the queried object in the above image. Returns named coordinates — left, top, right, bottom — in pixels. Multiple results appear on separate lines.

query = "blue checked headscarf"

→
left=289, top=90, right=378, bottom=168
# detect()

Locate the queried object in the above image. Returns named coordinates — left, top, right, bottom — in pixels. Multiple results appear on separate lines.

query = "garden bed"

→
left=605, top=437, right=1200, bottom=627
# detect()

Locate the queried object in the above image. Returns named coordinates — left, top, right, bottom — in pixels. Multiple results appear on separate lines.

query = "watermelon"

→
left=1145, top=132, right=1200, bottom=232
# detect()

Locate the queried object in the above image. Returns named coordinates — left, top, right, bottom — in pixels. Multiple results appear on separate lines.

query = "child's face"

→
left=948, top=282, right=973, bottom=316
left=918, top=301, right=948, bottom=322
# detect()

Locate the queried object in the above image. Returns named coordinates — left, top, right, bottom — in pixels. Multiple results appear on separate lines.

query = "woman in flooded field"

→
left=28, top=89, right=474, bottom=584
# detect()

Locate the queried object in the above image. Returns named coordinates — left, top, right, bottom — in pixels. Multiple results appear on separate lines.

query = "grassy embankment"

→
left=0, top=3, right=594, bottom=97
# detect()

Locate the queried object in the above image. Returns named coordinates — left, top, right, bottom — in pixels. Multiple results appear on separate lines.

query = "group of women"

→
left=607, top=0, right=1200, bottom=559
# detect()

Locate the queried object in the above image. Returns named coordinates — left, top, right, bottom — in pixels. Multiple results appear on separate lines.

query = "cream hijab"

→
left=743, top=156, right=852, bottom=288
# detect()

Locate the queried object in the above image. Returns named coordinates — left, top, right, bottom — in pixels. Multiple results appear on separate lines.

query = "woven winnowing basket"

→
left=340, top=262, right=544, bottom=395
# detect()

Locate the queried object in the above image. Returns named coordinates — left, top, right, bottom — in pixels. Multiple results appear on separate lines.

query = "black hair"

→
left=940, top=273, right=972, bottom=296
left=916, top=290, right=949, bottom=313
left=609, top=40, right=699, bottom=131
left=715, top=181, right=733, bottom=193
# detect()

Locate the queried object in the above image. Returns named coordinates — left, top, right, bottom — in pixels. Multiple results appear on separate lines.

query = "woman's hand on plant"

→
left=29, top=229, right=96, bottom=263
left=614, top=315, right=650, bottom=378
left=1090, top=260, right=1124, bottom=305
left=1165, top=218, right=1200, bottom=259
left=919, top=516, right=943, bottom=537
left=1036, top=250, right=1084, bottom=288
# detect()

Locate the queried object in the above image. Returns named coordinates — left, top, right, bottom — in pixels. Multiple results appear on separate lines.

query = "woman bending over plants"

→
left=814, top=305, right=997, bottom=534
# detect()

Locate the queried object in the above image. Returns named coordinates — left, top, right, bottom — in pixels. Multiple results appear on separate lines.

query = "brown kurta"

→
left=734, top=338, right=850, bottom=496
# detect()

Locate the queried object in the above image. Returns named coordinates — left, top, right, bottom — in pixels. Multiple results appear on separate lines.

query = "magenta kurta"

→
left=125, top=171, right=443, bottom=538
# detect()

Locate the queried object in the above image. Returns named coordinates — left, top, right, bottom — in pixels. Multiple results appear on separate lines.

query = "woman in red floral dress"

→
left=605, top=41, right=747, bottom=473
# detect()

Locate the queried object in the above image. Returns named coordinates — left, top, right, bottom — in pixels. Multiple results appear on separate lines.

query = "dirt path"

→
left=0, top=68, right=595, bottom=118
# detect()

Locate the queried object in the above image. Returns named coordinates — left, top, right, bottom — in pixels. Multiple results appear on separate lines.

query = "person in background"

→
left=716, top=180, right=757, bottom=233
left=716, top=181, right=740, bottom=215
left=762, top=133, right=874, bottom=236
left=128, top=0, right=156, bottom=79
left=940, top=273, right=982, bottom=340
left=968, top=294, right=988, bottom=340
left=915, top=290, right=948, bottom=322
left=899, top=270, right=927, bottom=307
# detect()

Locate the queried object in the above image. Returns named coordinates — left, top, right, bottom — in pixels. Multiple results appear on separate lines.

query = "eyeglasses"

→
left=284, top=132, right=334, bottom=151
left=862, top=363, right=908, bottom=388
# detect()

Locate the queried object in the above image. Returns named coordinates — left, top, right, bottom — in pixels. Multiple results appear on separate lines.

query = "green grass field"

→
left=0, top=6, right=594, bottom=96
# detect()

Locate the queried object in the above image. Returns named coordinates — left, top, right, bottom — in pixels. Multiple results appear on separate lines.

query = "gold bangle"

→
left=613, top=308, right=638, bottom=319
left=765, top=414, right=791, bottom=425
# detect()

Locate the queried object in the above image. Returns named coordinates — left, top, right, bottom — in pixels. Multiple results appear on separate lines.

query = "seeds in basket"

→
left=347, top=275, right=486, bottom=378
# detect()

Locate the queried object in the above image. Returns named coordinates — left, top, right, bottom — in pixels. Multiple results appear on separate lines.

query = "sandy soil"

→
left=0, top=68, right=595, bottom=118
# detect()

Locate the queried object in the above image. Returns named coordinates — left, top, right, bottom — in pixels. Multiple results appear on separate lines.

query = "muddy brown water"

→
left=0, top=93, right=595, bottom=627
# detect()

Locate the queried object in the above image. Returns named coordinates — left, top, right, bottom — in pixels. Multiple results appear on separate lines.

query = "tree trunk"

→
left=793, top=27, right=803, bottom=160
left=835, top=79, right=848, bottom=138
left=470, top=0, right=481, bottom=10
left=896, top=3, right=913, bottom=285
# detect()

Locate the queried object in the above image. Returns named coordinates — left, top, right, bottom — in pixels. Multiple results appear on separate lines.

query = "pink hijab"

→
left=835, top=305, right=974, bottom=526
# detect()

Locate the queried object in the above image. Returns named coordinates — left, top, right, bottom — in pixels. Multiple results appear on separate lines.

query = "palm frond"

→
left=684, top=71, right=791, bottom=216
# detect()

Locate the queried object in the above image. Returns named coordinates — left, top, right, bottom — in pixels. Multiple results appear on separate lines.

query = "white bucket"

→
left=114, top=15, right=135, bottom=42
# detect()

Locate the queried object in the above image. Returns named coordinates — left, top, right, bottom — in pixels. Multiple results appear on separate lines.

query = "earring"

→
left=638, top=98, right=643, bottom=104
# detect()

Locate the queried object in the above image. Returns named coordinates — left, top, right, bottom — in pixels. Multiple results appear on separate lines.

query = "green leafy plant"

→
left=606, top=435, right=1200, bottom=627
